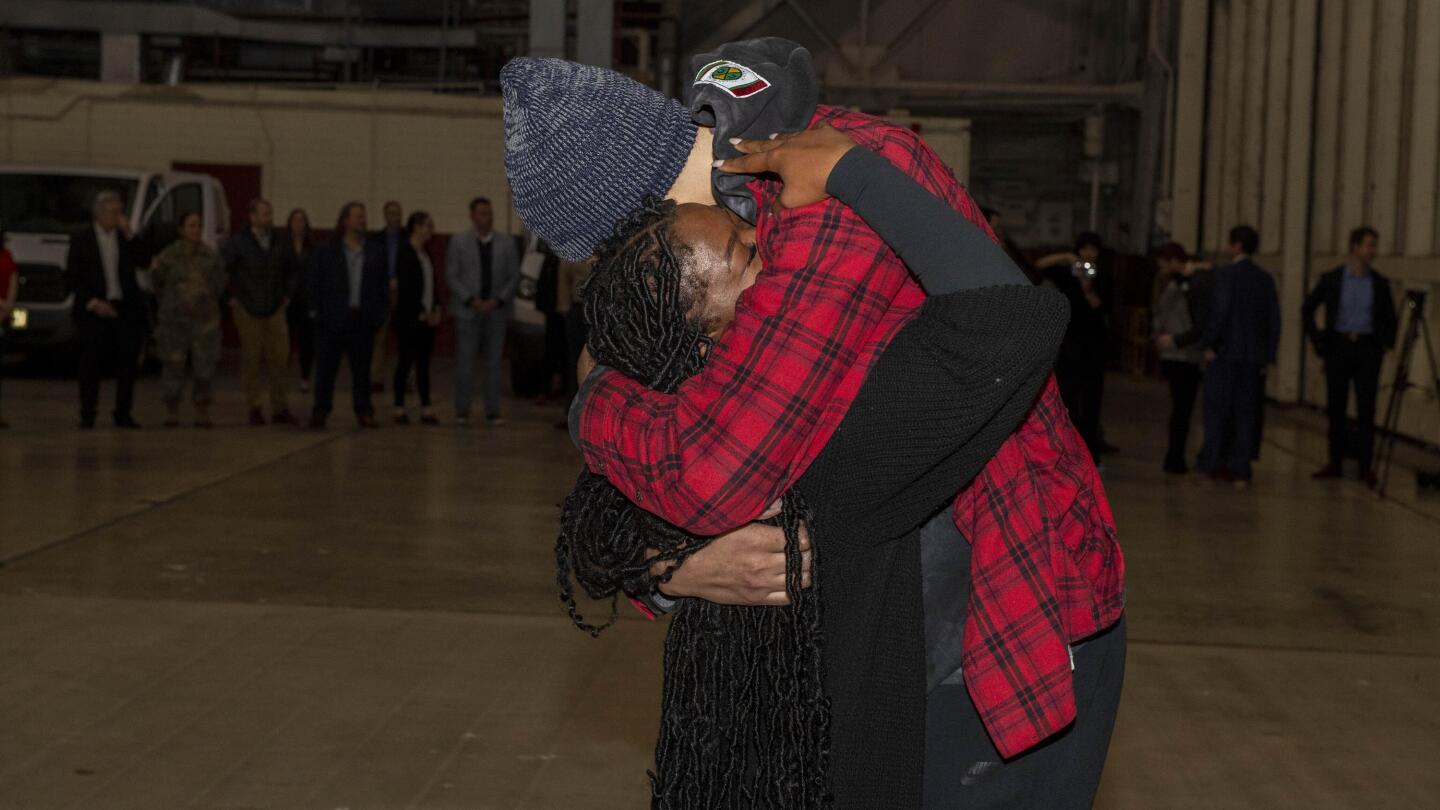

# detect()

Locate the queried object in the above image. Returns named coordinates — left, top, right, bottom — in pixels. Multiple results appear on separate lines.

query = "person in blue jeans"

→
left=1196, top=224, right=1281, bottom=487
left=446, top=197, right=518, bottom=425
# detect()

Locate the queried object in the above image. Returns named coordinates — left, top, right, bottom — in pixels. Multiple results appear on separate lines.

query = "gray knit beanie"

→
left=501, top=57, right=697, bottom=261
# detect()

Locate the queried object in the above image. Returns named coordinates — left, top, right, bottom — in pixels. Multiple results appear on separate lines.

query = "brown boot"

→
left=195, top=403, right=214, bottom=429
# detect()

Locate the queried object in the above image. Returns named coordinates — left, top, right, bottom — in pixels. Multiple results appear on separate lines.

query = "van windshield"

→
left=0, top=174, right=139, bottom=234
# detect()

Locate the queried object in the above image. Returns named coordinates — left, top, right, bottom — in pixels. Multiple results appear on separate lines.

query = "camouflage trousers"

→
left=157, top=316, right=221, bottom=406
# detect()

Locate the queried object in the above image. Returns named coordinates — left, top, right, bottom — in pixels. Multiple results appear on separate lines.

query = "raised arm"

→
left=824, top=145, right=1026, bottom=292
left=577, top=121, right=997, bottom=536
left=798, top=143, right=1063, bottom=538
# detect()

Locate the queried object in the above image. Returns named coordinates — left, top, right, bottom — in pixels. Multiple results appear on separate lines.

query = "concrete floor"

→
left=0, top=361, right=1437, bottom=809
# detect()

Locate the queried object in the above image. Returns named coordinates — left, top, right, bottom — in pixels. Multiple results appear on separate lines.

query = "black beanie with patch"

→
left=685, top=37, right=819, bottom=223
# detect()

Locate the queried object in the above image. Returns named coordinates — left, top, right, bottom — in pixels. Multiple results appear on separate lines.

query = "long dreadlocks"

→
left=555, top=196, right=831, bottom=808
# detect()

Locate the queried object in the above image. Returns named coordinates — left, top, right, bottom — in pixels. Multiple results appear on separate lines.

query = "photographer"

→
left=1036, top=232, right=1112, bottom=460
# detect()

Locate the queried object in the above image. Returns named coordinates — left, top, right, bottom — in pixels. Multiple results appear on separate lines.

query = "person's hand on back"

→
left=651, top=517, right=812, bottom=606
left=716, top=124, right=859, bottom=209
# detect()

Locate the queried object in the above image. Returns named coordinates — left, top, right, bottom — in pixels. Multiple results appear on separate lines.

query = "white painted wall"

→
left=0, top=78, right=513, bottom=236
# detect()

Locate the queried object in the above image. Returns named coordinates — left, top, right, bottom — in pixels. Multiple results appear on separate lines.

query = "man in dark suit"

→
left=308, top=201, right=390, bottom=429
left=66, top=190, right=146, bottom=429
left=1196, top=224, right=1281, bottom=487
left=1303, top=226, right=1398, bottom=485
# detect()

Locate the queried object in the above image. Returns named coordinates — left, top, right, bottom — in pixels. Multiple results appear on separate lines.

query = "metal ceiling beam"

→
left=690, top=0, right=786, bottom=53
left=879, top=0, right=952, bottom=69
left=823, top=77, right=1144, bottom=102
left=783, top=0, right=858, bottom=73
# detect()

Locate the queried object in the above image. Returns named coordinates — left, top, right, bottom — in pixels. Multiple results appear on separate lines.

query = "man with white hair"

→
left=66, top=190, right=146, bottom=429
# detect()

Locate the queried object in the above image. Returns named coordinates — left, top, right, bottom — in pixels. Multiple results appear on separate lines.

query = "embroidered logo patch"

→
left=693, top=60, right=771, bottom=98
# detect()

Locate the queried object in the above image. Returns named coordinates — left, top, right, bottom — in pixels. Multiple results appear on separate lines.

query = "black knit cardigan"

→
left=793, top=283, right=1069, bottom=808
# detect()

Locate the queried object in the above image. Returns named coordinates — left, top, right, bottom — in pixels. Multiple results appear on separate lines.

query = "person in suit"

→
left=1303, top=226, right=1398, bottom=485
left=308, top=201, right=390, bottom=429
left=392, top=211, right=442, bottom=425
left=1195, top=224, right=1281, bottom=487
left=446, top=196, right=518, bottom=425
left=223, top=198, right=296, bottom=426
left=66, top=190, right=146, bottom=429
left=282, top=208, right=316, bottom=394
left=369, top=199, right=405, bottom=394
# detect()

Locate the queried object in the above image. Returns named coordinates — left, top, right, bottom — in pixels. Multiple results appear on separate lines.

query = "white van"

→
left=0, top=166, right=228, bottom=353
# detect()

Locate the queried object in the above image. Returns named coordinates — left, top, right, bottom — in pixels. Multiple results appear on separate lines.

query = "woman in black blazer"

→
left=392, top=211, right=442, bottom=424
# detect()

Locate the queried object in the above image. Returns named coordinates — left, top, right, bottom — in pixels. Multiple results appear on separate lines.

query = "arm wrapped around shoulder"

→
left=808, top=283, right=1071, bottom=545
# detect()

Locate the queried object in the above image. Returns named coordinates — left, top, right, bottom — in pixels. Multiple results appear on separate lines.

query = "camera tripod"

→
left=1375, top=289, right=1440, bottom=498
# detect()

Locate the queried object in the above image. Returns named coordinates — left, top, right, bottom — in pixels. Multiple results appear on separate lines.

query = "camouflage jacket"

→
left=152, top=240, right=226, bottom=324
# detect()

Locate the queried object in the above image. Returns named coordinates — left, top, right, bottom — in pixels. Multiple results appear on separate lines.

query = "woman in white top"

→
left=392, top=211, right=442, bottom=424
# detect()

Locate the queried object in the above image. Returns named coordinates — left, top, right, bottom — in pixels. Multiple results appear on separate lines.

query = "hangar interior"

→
left=0, top=2, right=1437, bottom=808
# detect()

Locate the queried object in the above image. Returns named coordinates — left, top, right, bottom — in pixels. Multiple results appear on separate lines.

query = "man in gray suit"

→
left=447, top=196, right=518, bottom=424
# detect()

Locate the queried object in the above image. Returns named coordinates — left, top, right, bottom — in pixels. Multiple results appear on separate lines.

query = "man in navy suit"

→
left=1196, top=225, right=1281, bottom=487
left=1303, top=226, right=1398, bottom=485
left=308, top=201, right=391, bottom=429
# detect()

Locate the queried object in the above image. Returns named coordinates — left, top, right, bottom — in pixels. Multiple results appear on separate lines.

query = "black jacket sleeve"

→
left=65, top=232, right=97, bottom=313
left=825, top=146, right=1027, bottom=293
left=1302, top=272, right=1329, bottom=352
left=804, top=283, right=1069, bottom=546
left=793, top=146, right=1067, bottom=546
left=395, top=243, right=422, bottom=319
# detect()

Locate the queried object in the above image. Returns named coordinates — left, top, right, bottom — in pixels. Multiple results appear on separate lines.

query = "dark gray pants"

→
left=1324, top=339, right=1383, bottom=471
left=922, top=615, right=1126, bottom=810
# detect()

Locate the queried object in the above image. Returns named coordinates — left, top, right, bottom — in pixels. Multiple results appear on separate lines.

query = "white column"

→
left=1278, top=0, right=1319, bottom=403
left=1222, top=0, right=1249, bottom=241
left=1203, top=2, right=1229, bottom=253
left=1310, top=0, right=1345, bottom=255
left=1260, top=0, right=1291, bottom=244
left=1369, top=0, right=1406, bottom=253
left=528, top=0, right=566, bottom=59
left=1337, top=0, right=1375, bottom=252
left=1170, top=0, right=1210, bottom=253
left=1405, top=0, right=1440, bottom=257
left=576, top=0, right=614, bottom=69
left=1239, top=0, right=1269, bottom=230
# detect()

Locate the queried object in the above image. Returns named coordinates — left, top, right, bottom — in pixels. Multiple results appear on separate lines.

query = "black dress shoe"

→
left=1311, top=464, right=1343, bottom=480
left=114, top=416, right=141, bottom=429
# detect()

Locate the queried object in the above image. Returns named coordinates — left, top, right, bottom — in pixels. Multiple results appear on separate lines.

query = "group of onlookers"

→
left=1151, top=224, right=1395, bottom=487
left=0, top=189, right=596, bottom=431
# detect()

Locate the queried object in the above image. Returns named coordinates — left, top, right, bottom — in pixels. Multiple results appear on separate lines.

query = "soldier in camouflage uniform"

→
left=152, top=211, right=226, bottom=427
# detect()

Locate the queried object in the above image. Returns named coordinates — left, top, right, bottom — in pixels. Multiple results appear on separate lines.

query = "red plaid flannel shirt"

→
left=580, top=106, right=1124, bottom=758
